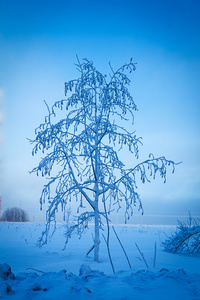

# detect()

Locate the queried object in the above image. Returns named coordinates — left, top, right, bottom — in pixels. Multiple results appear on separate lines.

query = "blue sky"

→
left=0, top=0, right=200, bottom=222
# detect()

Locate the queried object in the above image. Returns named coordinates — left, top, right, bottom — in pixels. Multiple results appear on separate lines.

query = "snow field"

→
left=0, top=222, right=199, bottom=299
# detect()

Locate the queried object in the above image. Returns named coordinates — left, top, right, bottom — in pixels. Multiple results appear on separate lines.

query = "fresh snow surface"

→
left=0, top=222, right=200, bottom=299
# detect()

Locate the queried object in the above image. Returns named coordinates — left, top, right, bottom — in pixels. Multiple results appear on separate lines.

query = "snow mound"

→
left=0, top=263, right=15, bottom=280
left=79, top=264, right=105, bottom=278
left=0, top=263, right=200, bottom=299
left=79, top=264, right=92, bottom=276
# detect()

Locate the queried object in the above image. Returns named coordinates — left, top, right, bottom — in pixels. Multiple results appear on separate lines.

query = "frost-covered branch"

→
left=162, top=216, right=200, bottom=256
left=30, top=57, right=179, bottom=261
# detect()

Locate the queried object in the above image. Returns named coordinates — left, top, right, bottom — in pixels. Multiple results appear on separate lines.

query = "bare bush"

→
left=1, top=207, right=29, bottom=222
left=162, top=215, right=200, bottom=256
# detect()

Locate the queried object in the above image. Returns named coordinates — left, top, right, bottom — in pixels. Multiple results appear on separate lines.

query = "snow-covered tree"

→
left=1, top=207, right=29, bottom=222
left=30, top=57, right=178, bottom=262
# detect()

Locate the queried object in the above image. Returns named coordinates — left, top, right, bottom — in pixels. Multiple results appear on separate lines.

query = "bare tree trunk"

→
left=94, top=132, right=100, bottom=262
left=94, top=89, right=101, bottom=262
left=94, top=203, right=100, bottom=262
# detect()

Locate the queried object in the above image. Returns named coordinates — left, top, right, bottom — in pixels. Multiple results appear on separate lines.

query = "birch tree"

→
left=30, top=57, right=178, bottom=262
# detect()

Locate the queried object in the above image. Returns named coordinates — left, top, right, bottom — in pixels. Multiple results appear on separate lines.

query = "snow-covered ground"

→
left=0, top=222, right=200, bottom=299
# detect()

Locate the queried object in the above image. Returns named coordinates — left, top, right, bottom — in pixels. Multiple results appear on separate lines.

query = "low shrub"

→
left=1, top=207, right=29, bottom=222
left=162, top=215, right=200, bottom=256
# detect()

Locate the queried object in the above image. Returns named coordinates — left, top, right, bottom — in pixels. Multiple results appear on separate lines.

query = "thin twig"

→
left=102, top=198, right=115, bottom=274
left=26, top=268, right=45, bottom=274
left=86, top=244, right=95, bottom=256
left=153, top=242, right=157, bottom=268
left=135, top=243, right=149, bottom=269
left=112, top=226, right=132, bottom=269
left=102, top=233, right=115, bottom=274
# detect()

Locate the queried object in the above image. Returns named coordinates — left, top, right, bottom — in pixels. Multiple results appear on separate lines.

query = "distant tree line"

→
left=1, top=207, right=29, bottom=222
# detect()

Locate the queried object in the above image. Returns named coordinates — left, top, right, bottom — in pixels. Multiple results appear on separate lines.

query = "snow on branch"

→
left=30, top=57, right=179, bottom=261
left=162, top=215, right=200, bottom=256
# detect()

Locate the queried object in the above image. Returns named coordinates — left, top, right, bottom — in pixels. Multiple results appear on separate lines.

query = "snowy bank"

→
left=0, top=263, right=200, bottom=299
left=0, top=223, right=200, bottom=299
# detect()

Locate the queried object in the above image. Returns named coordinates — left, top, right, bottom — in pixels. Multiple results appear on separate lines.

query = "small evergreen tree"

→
left=30, top=57, right=179, bottom=261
